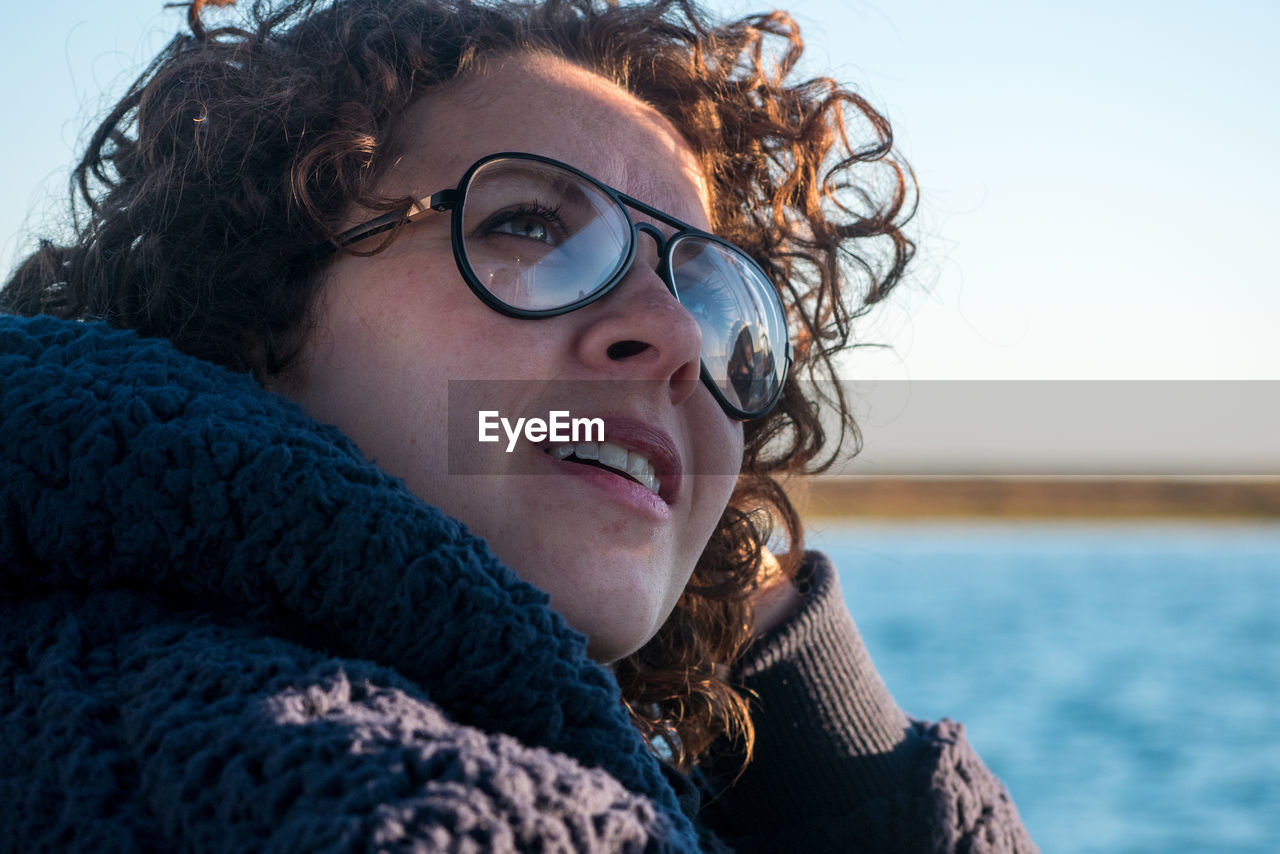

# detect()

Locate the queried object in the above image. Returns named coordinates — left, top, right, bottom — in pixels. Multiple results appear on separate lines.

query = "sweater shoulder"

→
left=697, top=551, right=1038, bottom=853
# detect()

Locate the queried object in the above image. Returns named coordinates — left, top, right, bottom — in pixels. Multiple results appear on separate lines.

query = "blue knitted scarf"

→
left=0, top=314, right=702, bottom=848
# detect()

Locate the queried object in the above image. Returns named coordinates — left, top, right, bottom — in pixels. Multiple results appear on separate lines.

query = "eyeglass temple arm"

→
left=333, top=189, right=461, bottom=248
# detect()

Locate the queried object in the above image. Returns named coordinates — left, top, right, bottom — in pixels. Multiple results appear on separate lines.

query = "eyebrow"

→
left=476, top=165, right=595, bottom=210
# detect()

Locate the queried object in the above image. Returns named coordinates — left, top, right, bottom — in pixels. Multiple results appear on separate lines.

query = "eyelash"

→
left=678, top=276, right=739, bottom=324
left=477, top=201, right=566, bottom=243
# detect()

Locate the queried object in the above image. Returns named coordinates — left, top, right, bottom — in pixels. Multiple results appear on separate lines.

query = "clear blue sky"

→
left=4, top=0, right=1277, bottom=379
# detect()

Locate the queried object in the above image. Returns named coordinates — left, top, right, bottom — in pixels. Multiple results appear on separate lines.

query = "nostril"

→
left=607, top=340, right=650, bottom=360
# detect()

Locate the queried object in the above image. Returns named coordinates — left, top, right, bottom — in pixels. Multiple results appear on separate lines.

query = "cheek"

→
left=692, top=416, right=744, bottom=530
left=306, top=256, right=495, bottom=381
left=714, top=416, right=746, bottom=478
left=272, top=268, right=456, bottom=460
left=716, top=428, right=745, bottom=514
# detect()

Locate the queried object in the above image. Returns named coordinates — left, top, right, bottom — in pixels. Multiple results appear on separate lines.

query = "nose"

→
left=573, top=234, right=704, bottom=409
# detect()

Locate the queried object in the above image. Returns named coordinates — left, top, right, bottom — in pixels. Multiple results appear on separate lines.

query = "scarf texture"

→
left=0, top=314, right=709, bottom=851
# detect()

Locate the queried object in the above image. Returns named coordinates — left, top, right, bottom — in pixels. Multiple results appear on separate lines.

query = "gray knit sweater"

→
left=702, top=553, right=1038, bottom=852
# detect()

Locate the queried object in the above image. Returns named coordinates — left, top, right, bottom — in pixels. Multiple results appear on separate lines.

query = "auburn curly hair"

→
left=0, top=0, right=914, bottom=771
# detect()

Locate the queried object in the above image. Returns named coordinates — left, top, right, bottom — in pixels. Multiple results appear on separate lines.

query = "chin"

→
left=580, top=625, right=646, bottom=664
left=535, top=568, right=678, bottom=665
left=551, top=592, right=670, bottom=664
left=584, top=634, right=651, bottom=666
left=483, top=528, right=690, bottom=664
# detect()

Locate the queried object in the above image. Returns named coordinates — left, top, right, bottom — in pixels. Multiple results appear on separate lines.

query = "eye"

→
left=479, top=202, right=566, bottom=245
left=681, top=281, right=738, bottom=326
left=676, top=260, right=741, bottom=330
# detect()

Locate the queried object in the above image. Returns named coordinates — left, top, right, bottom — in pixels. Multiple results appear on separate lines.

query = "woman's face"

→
left=272, top=52, right=743, bottom=662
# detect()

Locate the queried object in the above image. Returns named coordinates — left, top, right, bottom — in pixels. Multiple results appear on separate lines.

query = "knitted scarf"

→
left=0, top=314, right=703, bottom=850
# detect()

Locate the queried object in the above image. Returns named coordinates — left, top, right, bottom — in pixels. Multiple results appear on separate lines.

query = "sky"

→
left=3, top=0, right=1278, bottom=384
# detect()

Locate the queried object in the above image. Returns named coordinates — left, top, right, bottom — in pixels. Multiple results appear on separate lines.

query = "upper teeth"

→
left=548, top=441, right=661, bottom=495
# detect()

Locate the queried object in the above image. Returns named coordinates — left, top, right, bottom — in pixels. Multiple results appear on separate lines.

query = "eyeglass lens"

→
left=668, top=236, right=782, bottom=415
left=461, top=160, right=627, bottom=311
left=458, top=157, right=784, bottom=415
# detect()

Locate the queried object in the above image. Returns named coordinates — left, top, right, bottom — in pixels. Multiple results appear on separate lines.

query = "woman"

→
left=0, top=0, right=1036, bottom=850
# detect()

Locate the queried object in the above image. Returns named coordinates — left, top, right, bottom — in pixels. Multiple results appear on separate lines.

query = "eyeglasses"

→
left=334, top=152, right=791, bottom=420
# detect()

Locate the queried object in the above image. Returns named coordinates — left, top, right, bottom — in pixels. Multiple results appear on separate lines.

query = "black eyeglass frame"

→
left=333, top=151, right=792, bottom=420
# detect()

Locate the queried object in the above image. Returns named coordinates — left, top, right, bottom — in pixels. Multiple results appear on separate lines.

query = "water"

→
left=806, top=520, right=1280, bottom=854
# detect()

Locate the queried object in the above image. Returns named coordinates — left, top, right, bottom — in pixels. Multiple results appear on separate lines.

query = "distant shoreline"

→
left=795, top=478, right=1280, bottom=519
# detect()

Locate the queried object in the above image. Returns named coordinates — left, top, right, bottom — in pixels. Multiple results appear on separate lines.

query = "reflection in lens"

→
left=671, top=237, right=785, bottom=414
left=461, top=158, right=630, bottom=312
left=728, top=325, right=776, bottom=408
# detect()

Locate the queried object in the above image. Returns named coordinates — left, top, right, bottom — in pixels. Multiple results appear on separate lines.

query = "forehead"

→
left=380, top=52, right=712, bottom=228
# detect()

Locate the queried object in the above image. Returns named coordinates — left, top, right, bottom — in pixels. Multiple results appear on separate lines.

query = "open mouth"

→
left=544, top=440, right=661, bottom=495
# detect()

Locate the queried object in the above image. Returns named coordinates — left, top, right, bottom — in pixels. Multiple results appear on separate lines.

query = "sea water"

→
left=807, top=520, right=1280, bottom=854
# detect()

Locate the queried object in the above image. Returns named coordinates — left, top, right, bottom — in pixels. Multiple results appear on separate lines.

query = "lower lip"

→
left=534, top=450, right=672, bottom=520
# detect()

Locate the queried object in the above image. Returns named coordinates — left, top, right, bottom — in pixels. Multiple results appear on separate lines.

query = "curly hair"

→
left=1, top=0, right=914, bottom=771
